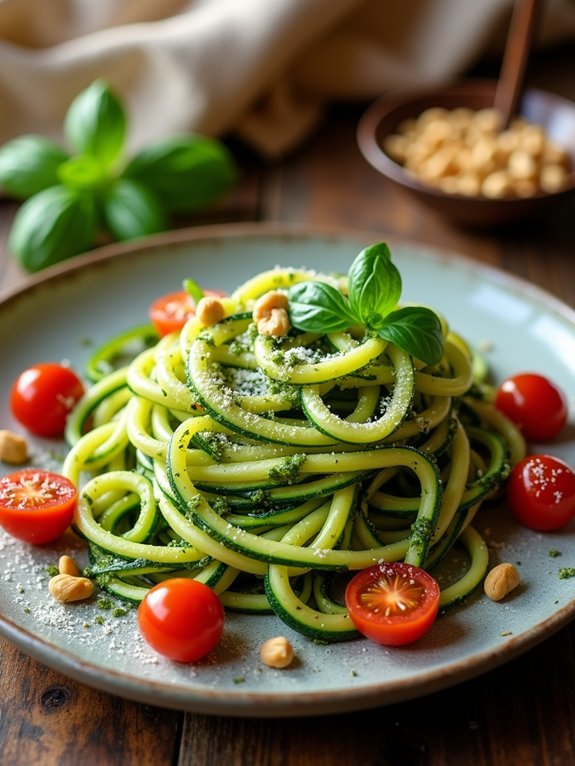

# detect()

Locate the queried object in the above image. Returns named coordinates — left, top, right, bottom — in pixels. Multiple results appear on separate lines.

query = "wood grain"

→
left=0, top=638, right=181, bottom=766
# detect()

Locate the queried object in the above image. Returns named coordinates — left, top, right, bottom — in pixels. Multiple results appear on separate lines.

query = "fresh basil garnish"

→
left=0, top=80, right=238, bottom=272
left=123, top=136, right=237, bottom=213
left=183, top=278, right=205, bottom=305
left=8, top=186, right=96, bottom=272
left=288, top=281, right=357, bottom=334
left=0, top=136, right=69, bottom=199
left=374, top=306, right=444, bottom=365
left=64, top=79, right=127, bottom=169
left=287, top=245, right=444, bottom=365
left=348, top=243, right=401, bottom=326
left=101, top=178, right=167, bottom=241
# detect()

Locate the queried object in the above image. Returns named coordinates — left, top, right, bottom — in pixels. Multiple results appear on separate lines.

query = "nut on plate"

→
left=48, top=573, right=94, bottom=603
left=484, top=562, right=520, bottom=602
left=58, top=554, right=81, bottom=577
left=260, top=636, right=294, bottom=668
left=0, top=430, right=29, bottom=465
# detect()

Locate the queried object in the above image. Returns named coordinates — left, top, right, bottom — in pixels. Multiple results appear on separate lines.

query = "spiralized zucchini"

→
left=63, top=263, right=526, bottom=642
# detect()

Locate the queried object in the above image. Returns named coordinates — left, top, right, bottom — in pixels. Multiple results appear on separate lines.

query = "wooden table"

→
left=1, top=46, right=575, bottom=766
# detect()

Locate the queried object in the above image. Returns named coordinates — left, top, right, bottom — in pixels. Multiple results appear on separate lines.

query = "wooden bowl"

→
left=357, top=80, right=575, bottom=227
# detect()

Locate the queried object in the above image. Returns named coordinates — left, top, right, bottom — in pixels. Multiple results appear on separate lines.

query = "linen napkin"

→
left=0, top=0, right=574, bottom=159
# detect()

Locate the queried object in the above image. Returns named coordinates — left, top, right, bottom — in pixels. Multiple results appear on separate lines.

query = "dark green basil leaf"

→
left=375, top=306, right=444, bottom=365
left=288, top=281, right=356, bottom=333
left=102, top=178, right=167, bottom=241
left=348, top=243, right=401, bottom=325
left=0, top=136, right=69, bottom=199
left=123, top=135, right=237, bottom=213
left=9, top=186, right=96, bottom=272
left=64, top=80, right=126, bottom=168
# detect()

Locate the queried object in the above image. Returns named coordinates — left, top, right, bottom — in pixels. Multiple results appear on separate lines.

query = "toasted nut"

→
left=385, top=105, right=571, bottom=199
left=196, top=296, right=225, bottom=327
left=260, top=636, right=294, bottom=668
left=417, top=106, right=449, bottom=127
left=540, top=164, right=568, bottom=193
left=508, top=149, right=537, bottom=181
left=0, top=430, right=29, bottom=465
left=383, top=134, right=410, bottom=163
left=456, top=174, right=482, bottom=197
left=482, top=170, right=512, bottom=199
left=252, top=290, right=288, bottom=323
left=48, top=573, right=94, bottom=603
left=471, top=107, right=502, bottom=134
left=257, top=307, right=291, bottom=337
left=484, top=563, right=520, bottom=602
left=58, top=555, right=81, bottom=577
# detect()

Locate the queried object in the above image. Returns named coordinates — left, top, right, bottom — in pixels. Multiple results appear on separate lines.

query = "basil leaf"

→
left=9, top=186, right=96, bottom=272
left=348, top=243, right=401, bottom=325
left=64, top=80, right=126, bottom=168
left=0, top=136, right=69, bottom=199
left=183, top=278, right=204, bottom=304
left=123, top=135, right=237, bottom=213
left=101, top=179, right=167, bottom=241
left=288, top=281, right=356, bottom=334
left=375, top=306, right=444, bottom=365
left=58, top=154, right=106, bottom=191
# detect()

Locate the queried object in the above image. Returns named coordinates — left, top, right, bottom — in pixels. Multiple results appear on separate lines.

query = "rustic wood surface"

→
left=1, top=45, right=574, bottom=766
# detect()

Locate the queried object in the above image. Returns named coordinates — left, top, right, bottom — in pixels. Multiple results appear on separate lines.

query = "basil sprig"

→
left=0, top=80, right=238, bottom=272
left=287, top=243, right=444, bottom=365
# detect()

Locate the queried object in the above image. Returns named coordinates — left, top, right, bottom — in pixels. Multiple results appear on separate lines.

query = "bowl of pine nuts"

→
left=357, top=80, right=575, bottom=226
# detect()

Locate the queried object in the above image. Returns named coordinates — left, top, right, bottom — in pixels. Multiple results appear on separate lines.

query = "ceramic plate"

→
left=1, top=224, right=574, bottom=717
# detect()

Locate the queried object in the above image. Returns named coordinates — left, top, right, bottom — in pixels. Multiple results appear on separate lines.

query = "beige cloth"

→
left=0, top=0, right=574, bottom=158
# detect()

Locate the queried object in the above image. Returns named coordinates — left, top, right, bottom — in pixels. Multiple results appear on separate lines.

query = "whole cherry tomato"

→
left=138, top=578, right=225, bottom=662
left=495, top=373, right=568, bottom=441
left=345, top=562, right=440, bottom=646
left=0, top=469, right=77, bottom=544
left=507, top=454, right=575, bottom=531
left=10, top=363, right=84, bottom=437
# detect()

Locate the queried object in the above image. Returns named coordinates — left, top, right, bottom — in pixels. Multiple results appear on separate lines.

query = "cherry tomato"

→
left=149, top=289, right=225, bottom=336
left=0, top=469, right=77, bottom=544
left=138, top=578, right=225, bottom=662
left=495, top=373, right=568, bottom=441
left=345, top=562, right=440, bottom=646
left=10, top=363, right=85, bottom=438
left=507, top=454, right=575, bottom=531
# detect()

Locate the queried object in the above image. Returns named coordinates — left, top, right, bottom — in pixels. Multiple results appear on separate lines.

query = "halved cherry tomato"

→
left=149, top=289, right=225, bottom=336
left=495, top=373, right=568, bottom=441
left=10, top=363, right=85, bottom=438
left=507, top=454, right=575, bottom=531
left=138, top=578, right=225, bottom=662
left=0, top=469, right=77, bottom=544
left=345, top=562, right=440, bottom=646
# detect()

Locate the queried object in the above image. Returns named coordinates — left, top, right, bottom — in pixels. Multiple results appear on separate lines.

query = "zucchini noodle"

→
left=63, top=262, right=526, bottom=642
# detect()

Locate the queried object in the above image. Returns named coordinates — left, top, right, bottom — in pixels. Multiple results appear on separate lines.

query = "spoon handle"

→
left=494, top=0, right=542, bottom=129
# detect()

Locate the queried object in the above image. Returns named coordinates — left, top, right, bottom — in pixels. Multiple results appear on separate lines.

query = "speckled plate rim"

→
left=1, top=222, right=574, bottom=718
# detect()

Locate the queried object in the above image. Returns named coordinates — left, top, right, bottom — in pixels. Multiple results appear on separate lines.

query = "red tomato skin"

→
left=0, top=470, right=77, bottom=544
left=149, top=289, right=225, bottom=336
left=10, top=363, right=85, bottom=438
left=138, top=578, right=225, bottom=662
left=507, top=454, right=575, bottom=531
left=345, top=562, right=440, bottom=647
left=495, top=373, right=568, bottom=441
